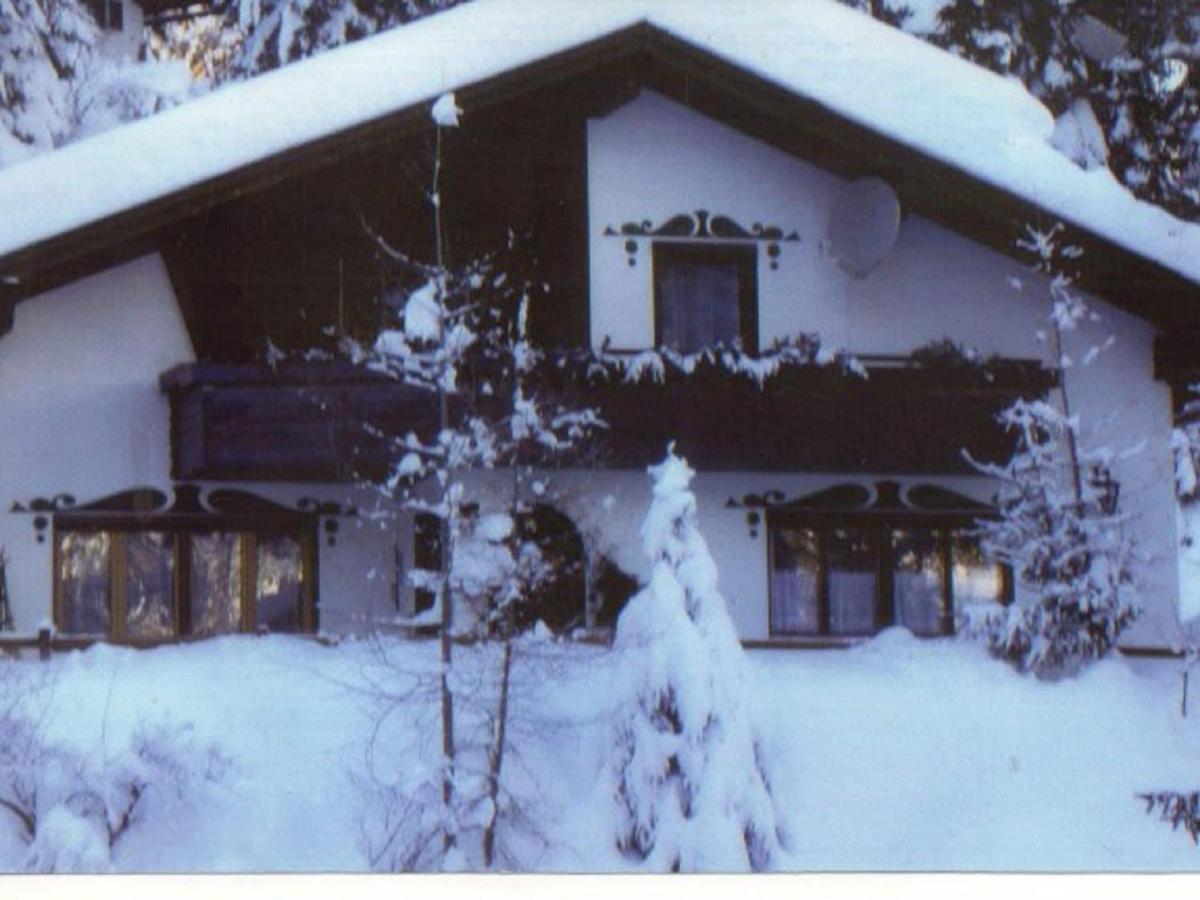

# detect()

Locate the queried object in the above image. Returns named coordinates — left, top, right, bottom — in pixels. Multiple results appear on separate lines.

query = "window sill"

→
left=747, top=637, right=866, bottom=650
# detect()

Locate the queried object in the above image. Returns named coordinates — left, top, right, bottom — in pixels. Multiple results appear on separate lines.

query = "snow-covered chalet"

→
left=1, top=0, right=1199, bottom=652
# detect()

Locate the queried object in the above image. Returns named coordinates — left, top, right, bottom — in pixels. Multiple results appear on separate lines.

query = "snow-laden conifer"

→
left=965, top=223, right=1137, bottom=678
left=968, top=399, right=1137, bottom=677
left=0, top=0, right=95, bottom=165
left=225, top=0, right=460, bottom=78
left=610, top=446, right=785, bottom=871
left=0, top=0, right=195, bottom=169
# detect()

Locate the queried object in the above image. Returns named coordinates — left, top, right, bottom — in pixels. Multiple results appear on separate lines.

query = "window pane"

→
left=770, top=525, right=819, bottom=635
left=893, top=529, right=944, bottom=636
left=828, top=527, right=876, bottom=635
left=59, top=532, right=112, bottom=634
left=191, top=532, right=243, bottom=636
left=657, top=251, right=743, bottom=353
left=952, top=533, right=1008, bottom=613
left=257, top=534, right=305, bottom=632
left=125, top=531, right=175, bottom=639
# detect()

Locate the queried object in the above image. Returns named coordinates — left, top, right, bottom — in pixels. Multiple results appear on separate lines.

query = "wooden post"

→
left=1183, top=670, right=1190, bottom=719
left=938, top=531, right=955, bottom=636
left=37, top=626, right=51, bottom=662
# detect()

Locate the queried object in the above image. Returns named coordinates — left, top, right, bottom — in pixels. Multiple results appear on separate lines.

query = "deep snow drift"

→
left=1, top=631, right=1199, bottom=872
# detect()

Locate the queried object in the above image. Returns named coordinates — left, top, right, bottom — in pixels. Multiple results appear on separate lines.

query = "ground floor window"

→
left=768, top=517, right=1010, bottom=638
left=56, top=525, right=315, bottom=640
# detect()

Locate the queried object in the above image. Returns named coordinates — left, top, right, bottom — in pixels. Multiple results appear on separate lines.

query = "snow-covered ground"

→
left=2, top=631, right=1200, bottom=872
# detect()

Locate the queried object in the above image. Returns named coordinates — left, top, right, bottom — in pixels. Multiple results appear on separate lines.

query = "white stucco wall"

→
left=588, top=91, right=848, bottom=352
left=0, top=89, right=1182, bottom=650
left=0, top=256, right=191, bottom=630
left=96, top=0, right=145, bottom=62
left=0, top=257, right=409, bottom=636
left=515, top=469, right=1003, bottom=642
left=588, top=90, right=1181, bottom=648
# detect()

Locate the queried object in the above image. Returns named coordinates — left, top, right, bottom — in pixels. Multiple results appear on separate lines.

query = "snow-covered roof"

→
left=2, top=0, right=1200, bottom=288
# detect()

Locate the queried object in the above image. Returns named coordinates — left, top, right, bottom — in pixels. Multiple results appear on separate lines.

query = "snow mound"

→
left=430, top=92, right=462, bottom=128
left=23, top=807, right=110, bottom=874
left=0, top=631, right=1195, bottom=871
left=860, top=624, right=920, bottom=654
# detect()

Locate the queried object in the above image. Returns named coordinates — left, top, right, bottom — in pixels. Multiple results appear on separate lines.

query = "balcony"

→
left=160, top=361, right=437, bottom=482
left=160, top=355, right=1056, bottom=483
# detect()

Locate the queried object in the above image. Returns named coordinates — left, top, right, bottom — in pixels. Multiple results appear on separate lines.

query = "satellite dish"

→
left=827, top=177, right=901, bottom=277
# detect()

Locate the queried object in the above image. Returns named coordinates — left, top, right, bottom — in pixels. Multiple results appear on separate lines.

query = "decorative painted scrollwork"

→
left=10, top=485, right=344, bottom=543
left=603, top=209, right=801, bottom=269
left=10, top=494, right=78, bottom=543
left=725, top=481, right=992, bottom=538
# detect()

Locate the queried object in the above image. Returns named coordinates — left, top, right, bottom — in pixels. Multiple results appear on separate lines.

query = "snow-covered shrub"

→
left=358, top=749, right=445, bottom=872
left=23, top=806, right=110, bottom=873
left=68, top=54, right=197, bottom=142
left=0, top=661, right=56, bottom=845
left=356, top=636, right=556, bottom=872
left=1139, top=790, right=1200, bottom=845
left=0, top=0, right=196, bottom=168
left=0, top=0, right=96, bottom=166
left=967, top=399, right=1136, bottom=678
left=610, top=447, right=785, bottom=872
left=71, top=719, right=232, bottom=854
left=0, top=658, right=228, bottom=872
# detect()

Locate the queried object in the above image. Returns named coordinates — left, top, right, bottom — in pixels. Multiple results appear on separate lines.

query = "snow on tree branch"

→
left=609, top=445, right=787, bottom=871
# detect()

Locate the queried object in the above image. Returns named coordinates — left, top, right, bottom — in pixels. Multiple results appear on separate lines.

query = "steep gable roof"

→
left=1, top=0, right=1198, bottom=324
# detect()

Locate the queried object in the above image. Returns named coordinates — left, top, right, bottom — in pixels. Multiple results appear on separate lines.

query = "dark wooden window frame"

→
left=766, top=510, right=1012, bottom=639
left=86, top=0, right=124, bottom=30
left=53, top=514, right=318, bottom=642
left=652, top=242, right=759, bottom=354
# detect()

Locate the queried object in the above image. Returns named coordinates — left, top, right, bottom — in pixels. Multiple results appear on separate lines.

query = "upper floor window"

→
left=653, top=243, right=758, bottom=354
left=86, top=0, right=124, bottom=30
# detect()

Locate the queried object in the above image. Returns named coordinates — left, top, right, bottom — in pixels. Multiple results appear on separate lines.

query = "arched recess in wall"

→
left=514, top=504, right=587, bottom=635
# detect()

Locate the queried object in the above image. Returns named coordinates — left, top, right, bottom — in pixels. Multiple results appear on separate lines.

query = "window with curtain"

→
left=85, top=0, right=124, bottom=30
left=653, top=243, right=757, bottom=354
left=769, top=517, right=1009, bottom=638
left=769, top=526, right=820, bottom=635
left=56, top=523, right=315, bottom=641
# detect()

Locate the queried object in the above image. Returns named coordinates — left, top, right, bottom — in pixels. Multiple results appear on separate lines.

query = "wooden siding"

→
left=161, top=357, right=1055, bottom=481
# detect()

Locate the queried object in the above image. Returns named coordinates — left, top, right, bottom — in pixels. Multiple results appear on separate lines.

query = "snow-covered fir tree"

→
left=220, top=0, right=462, bottom=79
left=837, top=0, right=912, bottom=29
left=0, top=0, right=196, bottom=169
left=610, top=446, right=785, bottom=872
left=845, top=0, right=1200, bottom=219
left=934, top=0, right=1090, bottom=111
left=966, top=224, right=1137, bottom=678
left=969, top=399, right=1136, bottom=676
left=0, top=0, right=96, bottom=165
